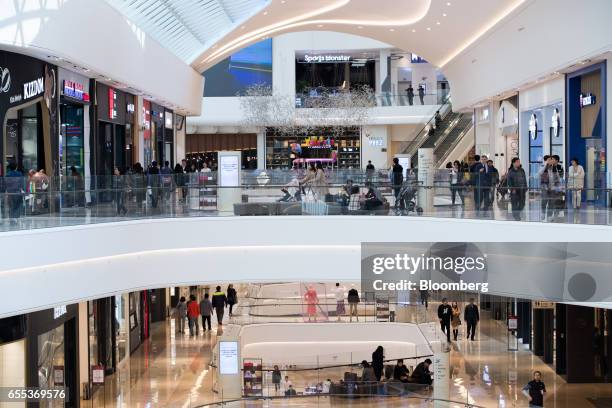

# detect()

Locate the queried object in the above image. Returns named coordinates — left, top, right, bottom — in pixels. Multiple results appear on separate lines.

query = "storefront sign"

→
left=62, top=80, right=89, bottom=102
left=411, top=53, right=427, bottom=63
left=368, top=136, right=385, bottom=147
left=551, top=108, right=560, bottom=136
left=23, top=77, right=44, bottom=99
left=108, top=88, right=118, bottom=119
left=533, top=301, right=555, bottom=309
left=92, top=366, right=105, bottom=384
left=579, top=93, right=596, bottom=107
left=53, top=305, right=67, bottom=319
left=53, top=366, right=65, bottom=386
left=0, top=66, right=10, bottom=94
left=126, top=103, right=135, bottom=114
left=302, top=54, right=352, bottom=63
left=529, top=113, right=538, bottom=139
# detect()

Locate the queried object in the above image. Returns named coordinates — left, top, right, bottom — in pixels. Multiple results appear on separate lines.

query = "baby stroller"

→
left=278, top=179, right=302, bottom=202
left=394, top=179, right=423, bottom=216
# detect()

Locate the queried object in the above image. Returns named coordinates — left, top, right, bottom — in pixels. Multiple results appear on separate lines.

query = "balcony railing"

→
left=295, top=92, right=447, bottom=108
left=1, top=170, right=612, bottom=232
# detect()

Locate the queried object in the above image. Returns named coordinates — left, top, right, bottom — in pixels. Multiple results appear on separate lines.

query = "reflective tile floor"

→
left=81, top=301, right=612, bottom=408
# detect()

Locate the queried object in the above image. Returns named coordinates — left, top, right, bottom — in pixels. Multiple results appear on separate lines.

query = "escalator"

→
left=433, top=114, right=473, bottom=167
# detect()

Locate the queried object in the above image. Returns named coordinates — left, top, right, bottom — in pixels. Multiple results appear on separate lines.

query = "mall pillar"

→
left=565, top=305, right=596, bottom=382
left=417, top=148, right=434, bottom=211
left=555, top=304, right=567, bottom=375
left=532, top=308, right=553, bottom=363
left=517, top=300, right=531, bottom=346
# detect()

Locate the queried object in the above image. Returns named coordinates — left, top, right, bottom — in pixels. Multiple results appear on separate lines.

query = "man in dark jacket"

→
left=211, top=286, right=227, bottom=326
left=507, top=157, right=527, bottom=220
left=4, top=162, right=24, bottom=219
left=393, top=359, right=410, bottom=382
left=464, top=298, right=480, bottom=341
left=148, top=161, right=161, bottom=209
left=437, top=298, right=452, bottom=343
left=411, top=359, right=433, bottom=385
left=472, top=155, right=493, bottom=212
left=391, top=158, right=404, bottom=207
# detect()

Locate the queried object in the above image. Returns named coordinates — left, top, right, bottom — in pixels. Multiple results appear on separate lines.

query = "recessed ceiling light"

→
left=389, top=28, right=395, bottom=32
left=412, top=29, right=416, bottom=33
left=281, top=0, right=286, bottom=3
left=436, top=21, right=441, bottom=25
left=357, top=26, right=363, bottom=29
left=426, top=27, right=431, bottom=31
left=443, top=13, right=447, bottom=17
left=240, top=26, right=245, bottom=29
left=317, top=24, right=324, bottom=28
left=446, top=1, right=451, bottom=5
left=263, top=11, right=268, bottom=15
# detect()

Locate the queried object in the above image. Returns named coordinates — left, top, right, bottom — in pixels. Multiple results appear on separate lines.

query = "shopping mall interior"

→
left=0, top=0, right=612, bottom=407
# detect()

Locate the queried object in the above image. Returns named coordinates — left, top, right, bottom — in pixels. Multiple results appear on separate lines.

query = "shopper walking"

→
left=334, top=282, right=346, bottom=321
left=365, top=161, right=375, bottom=182
left=371, top=346, right=385, bottom=382
left=5, top=162, right=24, bottom=220
left=473, top=155, right=492, bottom=213
left=451, top=301, right=461, bottom=341
left=132, top=163, right=147, bottom=214
left=199, top=293, right=213, bottom=332
left=464, top=298, right=480, bottom=341
left=113, top=167, right=128, bottom=215
left=176, top=296, right=187, bottom=334
left=212, top=286, right=228, bottom=327
left=507, top=158, right=527, bottom=221
left=450, top=160, right=465, bottom=206
left=347, top=287, right=360, bottom=322
left=272, top=366, right=282, bottom=393
left=522, top=371, right=547, bottom=407
left=406, top=85, right=414, bottom=106
left=227, top=284, right=238, bottom=317
left=187, top=294, right=200, bottom=336
left=148, top=161, right=161, bottom=209
left=418, top=85, right=425, bottom=105
left=437, top=298, right=452, bottom=343
left=567, top=158, right=585, bottom=209
left=313, top=162, right=329, bottom=200
left=390, top=158, right=404, bottom=207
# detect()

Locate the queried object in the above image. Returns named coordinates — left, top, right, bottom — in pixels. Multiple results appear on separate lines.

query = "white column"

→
left=175, top=116, right=186, bottom=162
left=379, top=50, right=391, bottom=94
left=433, top=352, right=450, bottom=408
left=78, top=302, right=89, bottom=390
left=257, top=130, right=265, bottom=170
left=418, top=148, right=435, bottom=211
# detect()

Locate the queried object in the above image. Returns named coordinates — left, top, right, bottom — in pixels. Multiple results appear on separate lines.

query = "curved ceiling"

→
left=195, top=0, right=527, bottom=71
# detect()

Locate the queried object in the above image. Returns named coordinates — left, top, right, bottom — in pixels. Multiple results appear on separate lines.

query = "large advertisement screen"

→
left=219, top=341, right=239, bottom=375
left=203, top=39, right=272, bottom=97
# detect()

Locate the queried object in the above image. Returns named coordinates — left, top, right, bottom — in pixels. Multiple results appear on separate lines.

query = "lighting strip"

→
left=438, top=0, right=528, bottom=68
left=199, top=0, right=431, bottom=66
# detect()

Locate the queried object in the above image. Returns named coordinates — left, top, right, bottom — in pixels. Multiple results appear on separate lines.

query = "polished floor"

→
left=81, top=297, right=612, bottom=408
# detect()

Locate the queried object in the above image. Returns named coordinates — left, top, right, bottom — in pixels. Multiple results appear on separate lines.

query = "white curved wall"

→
left=444, top=0, right=612, bottom=109
left=240, top=322, right=432, bottom=365
left=0, top=0, right=203, bottom=114
left=2, top=216, right=612, bottom=318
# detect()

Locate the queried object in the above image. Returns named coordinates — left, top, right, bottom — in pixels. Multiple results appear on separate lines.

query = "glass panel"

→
left=61, top=104, right=84, bottom=176
left=37, top=325, right=64, bottom=408
left=115, top=294, right=128, bottom=364
left=22, top=104, right=39, bottom=173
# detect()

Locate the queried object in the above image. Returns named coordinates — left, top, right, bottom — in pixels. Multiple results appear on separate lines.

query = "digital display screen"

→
left=219, top=341, right=239, bottom=375
left=219, top=154, right=240, bottom=187
left=203, top=39, right=273, bottom=97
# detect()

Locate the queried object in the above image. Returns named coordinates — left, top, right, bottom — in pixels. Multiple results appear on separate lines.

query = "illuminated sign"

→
left=127, top=103, right=135, bottom=114
left=54, top=305, right=67, bottom=319
left=302, top=54, right=352, bottom=63
left=551, top=108, right=560, bottom=136
left=23, top=77, right=44, bottom=99
left=108, top=88, right=117, bottom=119
left=529, top=113, right=538, bottom=140
left=219, top=341, right=239, bottom=375
left=579, top=93, right=596, bottom=107
left=62, top=80, right=89, bottom=102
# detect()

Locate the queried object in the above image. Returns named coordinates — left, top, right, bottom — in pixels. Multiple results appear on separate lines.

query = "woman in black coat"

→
left=227, top=284, right=238, bottom=317
left=371, top=345, right=385, bottom=381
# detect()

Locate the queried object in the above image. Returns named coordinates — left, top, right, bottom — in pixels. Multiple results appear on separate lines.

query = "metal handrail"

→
left=434, top=119, right=474, bottom=168
left=398, top=94, right=453, bottom=159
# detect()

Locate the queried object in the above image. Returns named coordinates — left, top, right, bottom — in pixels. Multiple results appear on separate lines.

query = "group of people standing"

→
left=437, top=298, right=480, bottom=343
left=304, top=284, right=361, bottom=322
left=175, top=284, right=238, bottom=336
left=361, top=346, right=433, bottom=386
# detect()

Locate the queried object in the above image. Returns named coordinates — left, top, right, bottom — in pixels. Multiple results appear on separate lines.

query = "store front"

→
left=295, top=51, right=376, bottom=95
left=495, top=96, right=519, bottom=171
left=88, top=295, right=128, bottom=380
left=27, top=305, right=79, bottom=406
left=518, top=78, right=565, bottom=184
left=93, top=83, right=135, bottom=199
left=266, top=127, right=361, bottom=169
left=164, top=109, right=175, bottom=167
left=566, top=62, right=607, bottom=202
left=1, top=51, right=58, bottom=176
left=150, top=103, right=165, bottom=166
left=186, top=133, right=257, bottom=170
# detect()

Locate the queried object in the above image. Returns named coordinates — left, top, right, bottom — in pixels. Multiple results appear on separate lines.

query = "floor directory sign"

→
left=219, top=154, right=240, bottom=187
left=219, top=341, right=239, bottom=375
